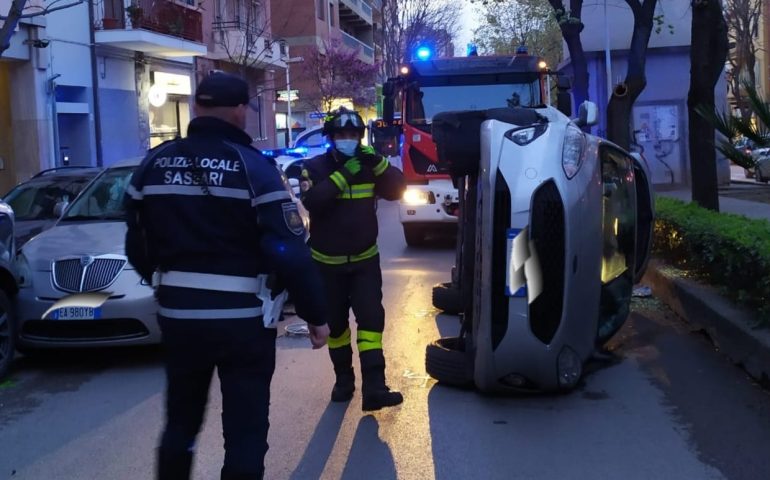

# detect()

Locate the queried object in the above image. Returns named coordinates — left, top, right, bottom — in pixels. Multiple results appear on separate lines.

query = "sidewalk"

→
left=643, top=173, right=770, bottom=387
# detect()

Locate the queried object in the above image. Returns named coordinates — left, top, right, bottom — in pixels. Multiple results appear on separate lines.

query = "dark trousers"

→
left=157, top=316, right=276, bottom=480
left=318, top=255, right=385, bottom=341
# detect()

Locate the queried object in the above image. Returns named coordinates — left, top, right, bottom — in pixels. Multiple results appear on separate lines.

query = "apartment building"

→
left=197, top=0, right=286, bottom=151
left=270, top=0, right=380, bottom=146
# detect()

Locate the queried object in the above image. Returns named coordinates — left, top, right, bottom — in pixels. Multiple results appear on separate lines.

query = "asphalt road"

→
left=1, top=201, right=770, bottom=480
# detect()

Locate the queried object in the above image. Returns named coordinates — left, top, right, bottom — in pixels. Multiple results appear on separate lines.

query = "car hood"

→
left=15, top=219, right=57, bottom=247
left=22, top=221, right=129, bottom=271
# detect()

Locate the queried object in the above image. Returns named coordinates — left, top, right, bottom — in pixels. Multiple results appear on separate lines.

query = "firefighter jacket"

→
left=301, top=146, right=406, bottom=264
left=124, top=116, right=326, bottom=325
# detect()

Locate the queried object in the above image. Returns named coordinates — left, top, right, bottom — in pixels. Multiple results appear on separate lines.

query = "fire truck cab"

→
left=382, top=51, right=551, bottom=246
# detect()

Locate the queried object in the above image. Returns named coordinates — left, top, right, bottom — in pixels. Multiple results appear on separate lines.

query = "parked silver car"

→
left=14, top=157, right=161, bottom=349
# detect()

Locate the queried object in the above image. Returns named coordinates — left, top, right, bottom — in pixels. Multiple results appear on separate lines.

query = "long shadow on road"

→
left=289, top=402, right=349, bottom=480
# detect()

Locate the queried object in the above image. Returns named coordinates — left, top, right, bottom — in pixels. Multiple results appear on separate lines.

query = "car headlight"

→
left=14, top=253, right=32, bottom=288
left=403, top=189, right=430, bottom=205
left=562, top=123, right=586, bottom=179
left=506, top=123, right=548, bottom=146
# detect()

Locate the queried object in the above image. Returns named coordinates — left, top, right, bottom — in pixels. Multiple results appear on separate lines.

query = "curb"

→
left=642, top=259, right=770, bottom=387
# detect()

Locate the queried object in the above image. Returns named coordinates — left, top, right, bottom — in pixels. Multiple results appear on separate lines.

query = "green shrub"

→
left=653, top=196, right=770, bottom=327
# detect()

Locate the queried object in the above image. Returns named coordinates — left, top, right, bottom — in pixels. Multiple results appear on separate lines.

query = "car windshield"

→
left=61, top=167, right=135, bottom=221
left=407, top=76, right=542, bottom=130
left=3, top=177, right=95, bottom=220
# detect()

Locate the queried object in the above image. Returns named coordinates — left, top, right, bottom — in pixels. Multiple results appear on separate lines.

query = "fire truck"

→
left=381, top=47, right=552, bottom=247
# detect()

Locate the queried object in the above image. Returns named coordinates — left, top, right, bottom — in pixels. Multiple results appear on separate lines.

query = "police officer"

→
left=124, top=72, right=330, bottom=480
left=300, top=107, right=406, bottom=411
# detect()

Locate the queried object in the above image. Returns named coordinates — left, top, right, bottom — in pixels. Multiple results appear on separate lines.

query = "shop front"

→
left=148, top=70, right=192, bottom=148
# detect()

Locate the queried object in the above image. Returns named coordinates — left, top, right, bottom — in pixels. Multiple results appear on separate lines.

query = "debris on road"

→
left=632, top=285, right=652, bottom=297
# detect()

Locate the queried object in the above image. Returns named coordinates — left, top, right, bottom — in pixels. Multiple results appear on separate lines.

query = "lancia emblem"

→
left=80, top=255, right=94, bottom=267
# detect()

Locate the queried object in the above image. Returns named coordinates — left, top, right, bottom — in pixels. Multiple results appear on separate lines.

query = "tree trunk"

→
left=562, top=22, right=589, bottom=109
left=0, top=0, right=28, bottom=59
left=606, top=0, right=657, bottom=151
left=688, top=0, right=729, bottom=211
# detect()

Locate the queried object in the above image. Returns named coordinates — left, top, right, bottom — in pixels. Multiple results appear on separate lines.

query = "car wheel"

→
left=403, top=224, right=425, bottom=247
left=425, top=337, right=474, bottom=388
left=432, top=282, right=462, bottom=314
left=0, top=290, right=15, bottom=381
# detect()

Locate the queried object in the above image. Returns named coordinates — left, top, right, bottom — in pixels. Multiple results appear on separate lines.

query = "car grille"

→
left=528, top=180, right=565, bottom=344
left=21, top=319, right=150, bottom=342
left=52, top=256, right=127, bottom=292
left=490, top=171, right=511, bottom=350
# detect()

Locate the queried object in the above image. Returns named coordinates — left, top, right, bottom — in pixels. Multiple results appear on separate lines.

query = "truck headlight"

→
left=562, top=123, right=586, bottom=179
left=14, top=253, right=32, bottom=288
left=403, top=189, right=430, bottom=205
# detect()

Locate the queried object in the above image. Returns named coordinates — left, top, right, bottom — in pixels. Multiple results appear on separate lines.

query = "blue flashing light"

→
left=324, top=142, right=332, bottom=150
left=416, top=46, right=432, bottom=61
left=467, top=43, right=478, bottom=56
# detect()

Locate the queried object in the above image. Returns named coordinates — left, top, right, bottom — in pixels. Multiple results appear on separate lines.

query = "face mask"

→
left=335, top=139, right=358, bottom=157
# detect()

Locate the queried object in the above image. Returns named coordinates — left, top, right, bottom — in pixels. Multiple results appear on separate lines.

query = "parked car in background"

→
left=756, top=154, right=770, bottom=183
left=0, top=200, right=18, bottom=380
left=13, top=158, right=161, bottom=351
left=2, top=167, right=102, bottom=247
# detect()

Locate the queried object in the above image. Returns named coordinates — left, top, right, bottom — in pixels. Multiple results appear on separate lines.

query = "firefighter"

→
left=300, top=107, right=406, bottom=411
left=124, top=71, right=329, bottom=479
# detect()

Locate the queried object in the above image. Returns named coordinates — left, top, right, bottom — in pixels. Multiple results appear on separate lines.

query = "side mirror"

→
left=575, top=101, right=598, bottom=128
left=53, top=201, right=69, bottom=218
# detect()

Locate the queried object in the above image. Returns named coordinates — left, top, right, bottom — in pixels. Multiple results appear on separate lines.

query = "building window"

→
left=317, top=0, right=325, bottom=20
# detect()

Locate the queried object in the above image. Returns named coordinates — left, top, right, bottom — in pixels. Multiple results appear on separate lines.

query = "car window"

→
left=3, top=178, right=94, bottom=220
left=62, top=167, right=134, bottom=221
left=600, top=148, right=637, bottom=284
left=296, top=130, right=325, bottom=148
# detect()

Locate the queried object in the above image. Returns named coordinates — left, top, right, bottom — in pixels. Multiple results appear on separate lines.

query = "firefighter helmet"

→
left=322, top=107, right=366, bottom=137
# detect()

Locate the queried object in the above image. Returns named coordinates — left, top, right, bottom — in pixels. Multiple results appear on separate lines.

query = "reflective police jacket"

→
left=124, top=116, right=326, bottom=325
left=300, top=147, right=405, bottom=264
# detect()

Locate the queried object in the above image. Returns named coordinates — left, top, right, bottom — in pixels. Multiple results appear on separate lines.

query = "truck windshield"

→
left=407, top=78, right=542, bottom=130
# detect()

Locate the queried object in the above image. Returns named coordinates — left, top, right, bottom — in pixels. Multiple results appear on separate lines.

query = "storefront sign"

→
left=277, top=90, right=299, bottom=102
left=153, top=71, right=192, bottom=96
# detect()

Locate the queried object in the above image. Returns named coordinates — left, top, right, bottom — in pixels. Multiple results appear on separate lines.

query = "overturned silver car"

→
left=425, top=102, right=654, bottom=393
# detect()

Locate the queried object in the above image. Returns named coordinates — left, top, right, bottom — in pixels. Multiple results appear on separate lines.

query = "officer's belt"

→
left=153, top=270, right=261, bottom=293
left=311, top=245, right=378, bottom=265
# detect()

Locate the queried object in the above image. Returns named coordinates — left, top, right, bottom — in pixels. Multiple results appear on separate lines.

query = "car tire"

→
left=403, top=225, right=425, bottom=247
left=0, top=290, right=15, bottom=381
left=432, top=282, right=462, bottom=314
left=425, top=337, right=474, bottom=388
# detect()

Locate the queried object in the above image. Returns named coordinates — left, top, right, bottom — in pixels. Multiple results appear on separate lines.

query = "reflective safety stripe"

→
left=159, top=306, right=263, bottom=319
left=328, top=328, right=352, bottom=349
left=311, top=244, right=378, bottom=265
left=142, top=184, right=251, bottom=200
left=336, top=183, right=375, bottom=199
left=373, top=158, right=389, bottom=176
left=126, top=184, right=144, bottom=200
left=155, top=271, right=261, bottom=293
left=357, top=329, right=383, bottom=352
left=251, top=190, right=291, bottom=207
left=330, top=171, right=347, bottom=191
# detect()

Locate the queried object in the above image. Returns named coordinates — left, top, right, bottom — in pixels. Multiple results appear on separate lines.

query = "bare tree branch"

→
left=0, top=0, right=85, bottom=19
left=0, top=0, right=28, bottom=58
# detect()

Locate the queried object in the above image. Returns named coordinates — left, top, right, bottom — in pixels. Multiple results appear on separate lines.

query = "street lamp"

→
left=284, top=56, right=304, bottom=145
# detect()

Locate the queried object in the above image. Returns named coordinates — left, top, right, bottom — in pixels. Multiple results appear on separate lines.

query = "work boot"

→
left=329, top=345, right=355, bottom=402
left=360, top=349, right=403, bottom=411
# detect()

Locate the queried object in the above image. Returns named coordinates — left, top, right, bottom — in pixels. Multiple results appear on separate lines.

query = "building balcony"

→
left=209, top=20, right=287, bottom=69
left=340, top=30, right=374, bottom=64
left=93, top=0, right=207, bottom=57
left=339, top=0, right=373, bottom=27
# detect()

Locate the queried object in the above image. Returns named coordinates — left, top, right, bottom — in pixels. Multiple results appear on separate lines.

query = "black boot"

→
left=157, top=448, right=193, bottom=480
left=330, top=345, right=355, bottom=402
left=360, top=349, right=403, bottom=411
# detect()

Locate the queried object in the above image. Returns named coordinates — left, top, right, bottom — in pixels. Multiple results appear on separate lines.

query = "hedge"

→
left=653, top=196, right=770, bottom=327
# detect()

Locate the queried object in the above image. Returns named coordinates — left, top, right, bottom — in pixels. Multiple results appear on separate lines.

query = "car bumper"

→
left=15, top=272, right=161, bottom=348
left=399, top=181, right=459, bottom=225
